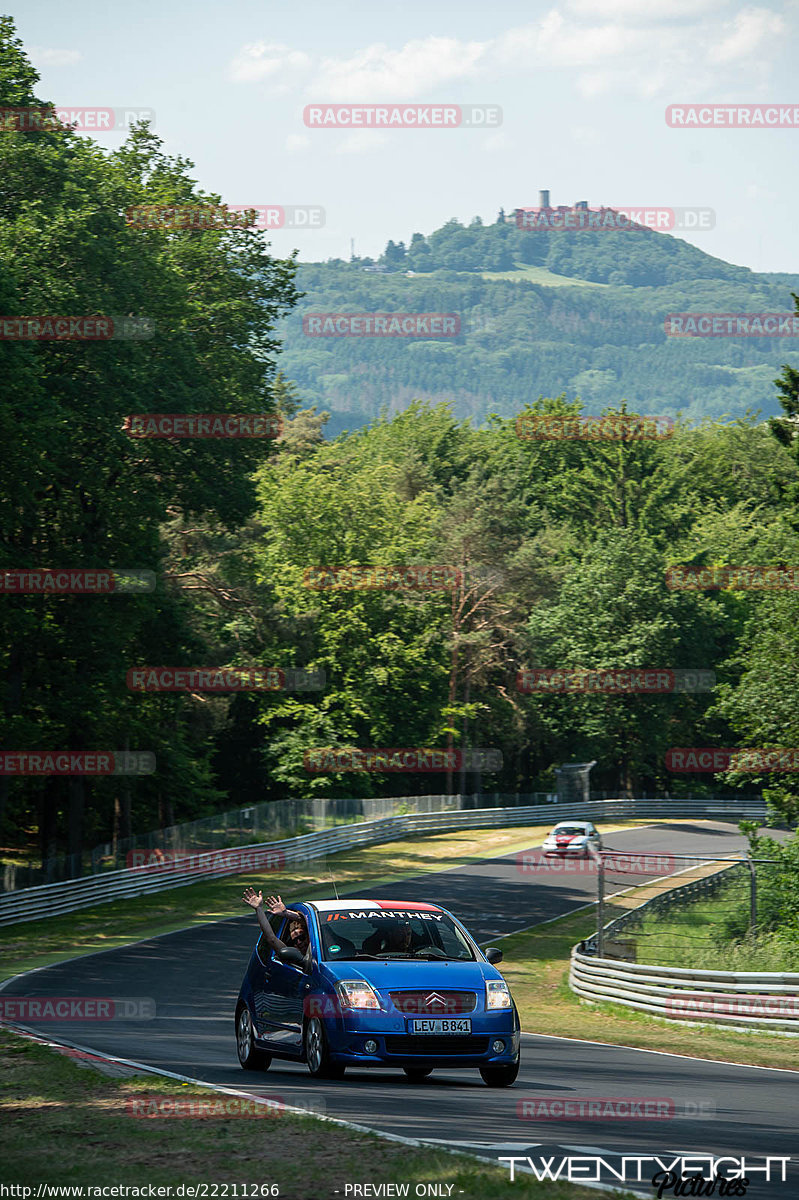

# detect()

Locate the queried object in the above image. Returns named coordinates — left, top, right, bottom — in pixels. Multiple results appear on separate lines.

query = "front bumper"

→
left=324, top=1010, right=520, bottom=1068
left=543, top=844, right=589, bottom=856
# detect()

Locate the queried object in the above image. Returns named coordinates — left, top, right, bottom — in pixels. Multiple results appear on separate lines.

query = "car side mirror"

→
left=279, top=946, right=307, bottom=970
left=484, top=947, right=503, bottom=964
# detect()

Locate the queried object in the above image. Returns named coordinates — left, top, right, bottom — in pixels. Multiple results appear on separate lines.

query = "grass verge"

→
left=0, top=1028, right=637, bottom=1199
left=501, top=893, right=799, bottom=1070
left=627, top=877, right=799, bottom=971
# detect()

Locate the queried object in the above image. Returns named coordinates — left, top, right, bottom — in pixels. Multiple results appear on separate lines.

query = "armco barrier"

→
left=569, top=858, right=799, bottom=1034
left=569, top=949, right=799, bottom=1033
left=0, top=796, right=766, bottom=928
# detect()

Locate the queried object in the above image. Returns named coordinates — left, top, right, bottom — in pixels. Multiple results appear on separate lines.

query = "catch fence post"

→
left=748, top=855, right=757, bottom=939
left=590, top=844, right=604, bottom=957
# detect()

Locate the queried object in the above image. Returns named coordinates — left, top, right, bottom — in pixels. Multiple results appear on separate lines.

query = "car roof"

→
left=307, top=899, right=444, bottom=914
left=552, top=821, right=591, bottom=829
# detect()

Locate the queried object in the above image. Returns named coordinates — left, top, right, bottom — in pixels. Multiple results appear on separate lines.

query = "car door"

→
left=253, top=920, right=310, bottom=1053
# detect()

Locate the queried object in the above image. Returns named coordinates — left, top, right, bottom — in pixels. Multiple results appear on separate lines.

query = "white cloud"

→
left=570, top=124, right=604, bottom=147
left=313, top=37, right=489, bottom=102
left=333, top=129, right=389, bottom=154
left=496, top=7, right=790, bottom=97
left=528, top=11, right=645, bottom=65
left=229, top=6, right=792, bottom=106
left=285, top=133, right=310, bottom=153
left=709, top=7, right=784, bottom=63
left=746, top=181, right=778, bottom=200
left=230, top=42, right=311, bottom=84
left=576, top=62, right=672, bottom=98
left=565, top=0, right=725, bottom=21
left=482, top=130, right=513, bottom=151
left=29, top=47, right=81, bottom=66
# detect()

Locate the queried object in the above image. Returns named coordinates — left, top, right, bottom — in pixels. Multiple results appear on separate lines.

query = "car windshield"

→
left=552, top=825, right=587, bottom=835
left=316, top=908, right=476, bottom=961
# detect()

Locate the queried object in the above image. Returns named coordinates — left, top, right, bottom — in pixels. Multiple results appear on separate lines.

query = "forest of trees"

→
left=3, top=19, right=799, bottom=870
left=280, top=221, right=799, bottom=435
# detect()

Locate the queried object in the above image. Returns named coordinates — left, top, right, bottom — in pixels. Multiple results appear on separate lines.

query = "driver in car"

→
left=362, top=917, right=420, bottom=956
left=242, top=888, right=310, bottom=961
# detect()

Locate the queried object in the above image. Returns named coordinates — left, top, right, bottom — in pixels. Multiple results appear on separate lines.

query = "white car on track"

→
left=542, top=820, right=602, bottom=857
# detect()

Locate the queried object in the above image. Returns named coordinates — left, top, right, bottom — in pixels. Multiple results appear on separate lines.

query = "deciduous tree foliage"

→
left=4, top=18, right=799, bottom=875
left=0, top=19, right=298, bottom=865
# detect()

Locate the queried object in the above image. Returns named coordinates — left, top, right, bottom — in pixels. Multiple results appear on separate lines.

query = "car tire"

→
left=304, top=1017, right=345, bottom=1079
left=479, top=1060, right=519, bottom=1087
left=403, top=1067, right=433, bottom=1082
left=236, top=1005, right=271, bottom=1071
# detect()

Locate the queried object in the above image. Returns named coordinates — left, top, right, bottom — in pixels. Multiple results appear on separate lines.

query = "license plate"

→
left=411, top=1018, right=471, bottom=1034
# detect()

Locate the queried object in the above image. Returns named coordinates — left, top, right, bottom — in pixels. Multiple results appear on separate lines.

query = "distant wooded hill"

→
left=277, top=213, right=799, bottom=435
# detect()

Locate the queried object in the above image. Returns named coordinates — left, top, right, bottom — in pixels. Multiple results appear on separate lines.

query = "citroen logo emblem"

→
left=425, top=992, right=447, bottom=1006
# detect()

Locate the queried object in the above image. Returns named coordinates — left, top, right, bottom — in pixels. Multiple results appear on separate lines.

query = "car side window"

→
left=255, top=914, right=286, bottom=965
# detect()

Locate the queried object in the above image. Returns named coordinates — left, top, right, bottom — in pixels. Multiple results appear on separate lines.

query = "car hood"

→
left=319, top=958, right=502, bottom=988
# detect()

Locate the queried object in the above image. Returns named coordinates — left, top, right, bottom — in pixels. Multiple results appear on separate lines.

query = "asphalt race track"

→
left=3, top=820, right=796, bottom=1198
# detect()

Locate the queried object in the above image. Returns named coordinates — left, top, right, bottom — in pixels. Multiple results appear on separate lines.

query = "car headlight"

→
left=486, top=980, right=513, bottom=1010
left=335, top=980, right=381, bottom=1010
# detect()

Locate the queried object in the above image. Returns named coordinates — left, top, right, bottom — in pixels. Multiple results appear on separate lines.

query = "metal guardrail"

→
left=3, top=790, right=766, bottom=892
left=569, top=949, right=799, bottom=1033
left=0, top=795, right=767, bottom=928
left=569, top=858, right=799, bottom=1033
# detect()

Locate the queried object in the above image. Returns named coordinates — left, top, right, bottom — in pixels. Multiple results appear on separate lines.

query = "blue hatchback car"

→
left=235, top=898, right=520, bottom=1086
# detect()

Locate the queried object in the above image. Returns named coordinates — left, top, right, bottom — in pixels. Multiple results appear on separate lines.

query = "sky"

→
left=12, top=0, right=799, bottom=274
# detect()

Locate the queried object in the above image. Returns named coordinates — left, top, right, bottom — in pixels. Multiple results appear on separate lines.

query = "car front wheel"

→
left=304, top=1017, right=345, bottom=1079
left=236, top=1006, right=271, bottom=1071
left=480, top=1060, right=519, bottom=1087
